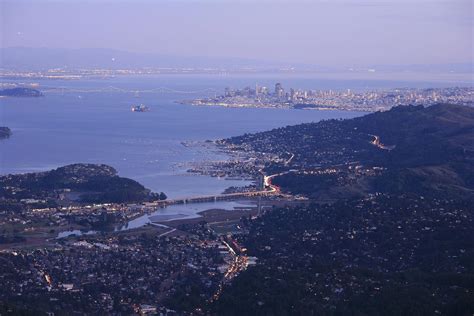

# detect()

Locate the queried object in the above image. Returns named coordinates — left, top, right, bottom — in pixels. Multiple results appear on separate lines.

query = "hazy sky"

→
left=1, top=0, right=472, bottom=66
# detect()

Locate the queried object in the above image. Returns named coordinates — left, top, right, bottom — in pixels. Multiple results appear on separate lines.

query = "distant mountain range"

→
left=1, top=47, right=472, bottom=73
left=0, top=47, right=296, bottom=71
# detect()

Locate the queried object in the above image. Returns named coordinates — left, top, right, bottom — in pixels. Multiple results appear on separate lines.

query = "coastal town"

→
left=0, top=223, right=257, bottom=315
left=0, top=164, right=263, bottom=314
left=2, top=0, right=473, bottom=313
left=0, top=102, right=473, bottom=314
left=1, top=82, right=473, bottom=315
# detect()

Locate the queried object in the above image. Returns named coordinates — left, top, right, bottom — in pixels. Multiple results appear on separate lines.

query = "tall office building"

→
left=275, top=83, right=284, bottom=98
left=290, top=88, right=296, bottom=101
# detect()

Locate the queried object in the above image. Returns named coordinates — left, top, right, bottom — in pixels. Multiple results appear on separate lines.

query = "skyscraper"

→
left=275, top=83, right=284, bottom=98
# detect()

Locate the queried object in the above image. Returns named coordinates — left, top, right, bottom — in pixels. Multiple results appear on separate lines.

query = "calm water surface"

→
left=3, top=74, right=467, bottom=234
left=0, top=75, right=367, bottom=198
left=1, top=74, right=465, bottom=198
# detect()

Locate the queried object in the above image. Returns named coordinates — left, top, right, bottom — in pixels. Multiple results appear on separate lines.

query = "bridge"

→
left=144, top=174, right=283, bottom=207
left=43, top=86, right=220, bottom=95
left=146, top=189, right=277, bottom=207
left=127, top=171, right=285, bottom=211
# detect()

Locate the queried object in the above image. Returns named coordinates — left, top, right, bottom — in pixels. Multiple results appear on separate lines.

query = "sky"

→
left=1, top=0, right=472, bottom=67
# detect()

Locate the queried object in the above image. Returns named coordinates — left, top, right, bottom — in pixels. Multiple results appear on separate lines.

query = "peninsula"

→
left=0, top=87, right=43, bottom=97
left=0, top=163, right=167, bottom=243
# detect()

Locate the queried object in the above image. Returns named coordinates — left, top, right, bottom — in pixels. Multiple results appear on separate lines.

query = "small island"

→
left=0, top=87, right=43, bottom=97
left=0, top=127, right=11, bottom=139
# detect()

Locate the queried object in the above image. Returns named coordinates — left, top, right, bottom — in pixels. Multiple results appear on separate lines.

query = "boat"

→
left=131, top=104, right=149, bottom=112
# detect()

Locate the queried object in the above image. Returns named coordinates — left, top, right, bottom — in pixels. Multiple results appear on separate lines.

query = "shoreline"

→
left=153, top=206, right=257, bottom=227
left=179, top=100, right=374, bottom=112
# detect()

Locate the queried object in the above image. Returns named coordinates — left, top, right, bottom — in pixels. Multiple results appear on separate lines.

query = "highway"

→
left=146, top=176, right=282, bottom=208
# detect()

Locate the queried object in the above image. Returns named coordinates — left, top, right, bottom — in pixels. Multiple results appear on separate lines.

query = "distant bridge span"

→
left=145, top=186, right=279, bottom=207
left=143, top=173, right=283, bottom=207
left=147, top=189, right=276, bottom=207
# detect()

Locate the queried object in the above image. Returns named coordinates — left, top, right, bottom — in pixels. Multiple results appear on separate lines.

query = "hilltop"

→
left=222, top=104, right=474, bottom=200
left=0, top=163, right=165, bottom=210
left=210, top=104, right=474, bottom=315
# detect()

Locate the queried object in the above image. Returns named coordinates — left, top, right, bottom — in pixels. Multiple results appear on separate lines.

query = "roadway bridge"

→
left=146, top=189, right=276, bottom=207
left=143, top=173, right=282, bottom=208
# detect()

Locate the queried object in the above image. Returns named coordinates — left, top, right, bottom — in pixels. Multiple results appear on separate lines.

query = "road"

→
left=146, top=173, right=286, bottom=208
left=285, top=152, right=295, bottom=166
left=369, top=134, right=395, bottom=151
left=211, top=237, right=249, bottom=302
left=157, top=228, right=177, bottom=238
